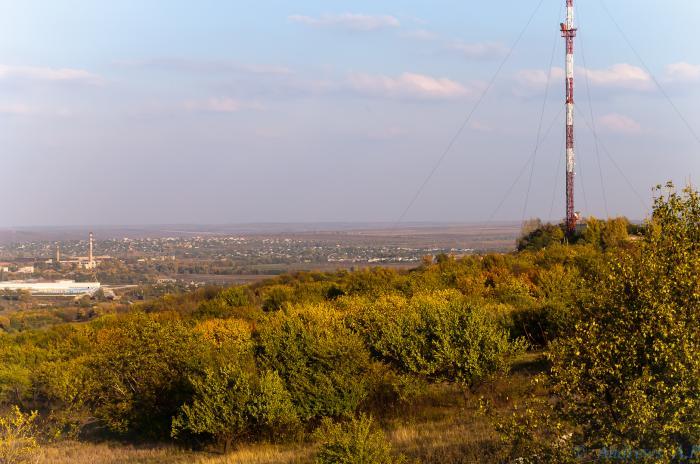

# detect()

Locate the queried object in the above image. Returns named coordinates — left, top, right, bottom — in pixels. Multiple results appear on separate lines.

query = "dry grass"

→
left=384, top=384, right=502, bottom=464
left=195, top=443, right=314, bottom=464
left=36, top=441, right=314, bottom=464
left=36, top=441, right=197, bottom=464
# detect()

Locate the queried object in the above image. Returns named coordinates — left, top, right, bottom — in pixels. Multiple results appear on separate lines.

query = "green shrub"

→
left=219, top=286, right=251, bottom=307
left=172, top=364, right=299, bottom=452
left=493, top=379, right=578, bottom=464
left=517, top=222, right=565, bottom=251
left=193, top=298, right=233, bottom=319
left=0, top=406, right=39, bottom=464
left=256, top=305, right=372, bottom=421
left=352, top=290, right=525, bottom=391
left=0, top=365, right=31, bottom=406
left=261, top=286, right=294, bottom=312
left=82, top=312, right=204, bottom=438
left=314, top=415, right=404, bottom=464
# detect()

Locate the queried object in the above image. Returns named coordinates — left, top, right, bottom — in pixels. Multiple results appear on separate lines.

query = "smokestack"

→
left=89, top=232, right=94, bottom=268
left=561, top=0, right=577, bottom=234
left=56, top=243, right=60, bottom=263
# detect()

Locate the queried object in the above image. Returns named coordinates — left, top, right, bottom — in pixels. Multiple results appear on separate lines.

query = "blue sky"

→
left=0, top=0, right=698, bottom=226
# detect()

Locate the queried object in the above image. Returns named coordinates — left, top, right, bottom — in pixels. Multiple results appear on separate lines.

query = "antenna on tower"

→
left=561, top=0, right=578, bottom=234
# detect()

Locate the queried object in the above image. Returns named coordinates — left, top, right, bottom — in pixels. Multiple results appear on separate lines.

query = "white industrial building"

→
left=0, top=280, right=101, bottom=296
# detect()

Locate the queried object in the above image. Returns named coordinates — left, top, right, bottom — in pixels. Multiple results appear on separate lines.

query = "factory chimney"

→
left=55, top=243, right=61, bottom=264
left=89, top=232, right=94, bottom=269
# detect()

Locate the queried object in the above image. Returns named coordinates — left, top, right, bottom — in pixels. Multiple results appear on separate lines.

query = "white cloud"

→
left=515, top=67, right=565, bottom=88
left=598, top=113, right=642, bottom=134
left=0, top=65, right=99, bottom=84
left=512, top=67, right=564, bottom=97
left=289, top=13, right=400, bottom=32
left=347, top=72, right=473, bottom=100
left=664, top=62, right=700, bottom=83
left=514, top=64, right=653, bottom=95
left=184, top=98, right=264, bottom=113
left=448, top=41, right=508, bottom=60
left=402, top=29, right=439, bottom=41
left=582, top=63, right=652, bottom=91
left=117, top=58, right=292, bottom=76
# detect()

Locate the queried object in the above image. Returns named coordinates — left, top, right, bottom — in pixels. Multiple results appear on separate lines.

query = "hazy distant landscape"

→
left=0, top=222, right=521, bottom=246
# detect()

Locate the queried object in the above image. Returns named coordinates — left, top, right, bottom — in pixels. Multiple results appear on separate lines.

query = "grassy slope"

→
left=37, top=354, right=543, bottom=464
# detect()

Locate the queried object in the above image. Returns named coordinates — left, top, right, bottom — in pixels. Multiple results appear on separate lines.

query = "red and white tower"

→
left=561, top=0, right=577, bottom=233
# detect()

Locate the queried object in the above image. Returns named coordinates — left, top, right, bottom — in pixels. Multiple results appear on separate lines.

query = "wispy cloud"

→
left=582, top=64, right=652, bottom=91
left=598, top=113, right=642, bottom=134
left=289, top=13, right=400, bottom=32
left=402, top=29, right=439, bottom=41
left=664, top=62, right=700, bottom=83
left=116, top=58, right=292, bottom=76
left=448, top=41, right=508, bottom=60
left=402, top=27, right=506, bottom=61
left=183, top=97, right=264, bottom=113
left=0, top=64, right=100, bottom=84
left=514, top=67, right=565, bottom=88
left=347, top=72, right=474, bottom=100
left=514, top=64, right=653, bottom=95
left=512, top=67, right=564, bottom=97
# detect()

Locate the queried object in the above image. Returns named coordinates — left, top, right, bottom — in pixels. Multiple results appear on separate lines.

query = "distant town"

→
left=0, top=224, right=519, bottom=301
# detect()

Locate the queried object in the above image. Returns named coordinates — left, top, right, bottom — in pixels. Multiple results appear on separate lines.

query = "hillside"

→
left=1, top=184, right=698, bottom=464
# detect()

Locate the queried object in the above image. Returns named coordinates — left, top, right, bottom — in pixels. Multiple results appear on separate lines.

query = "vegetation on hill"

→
left=0, top=183, right=698, bottom=463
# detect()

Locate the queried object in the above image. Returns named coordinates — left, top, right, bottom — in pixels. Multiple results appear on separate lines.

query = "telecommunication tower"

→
left=561, top=0, right=578, bottom=233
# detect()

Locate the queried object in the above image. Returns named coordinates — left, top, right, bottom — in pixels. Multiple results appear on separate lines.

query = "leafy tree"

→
left=193, top=319, right=253, bottom=354
left=172, top=365, right=298, bottom=452
left=582, top=216, right=603, bottom=248
left=261, top=286, right=293, bottom=312
left=0, top=366, right=31, bottom=407
left=218, top=286, right=251, bottom=307
left=517, top=222, right=565, bottom=251
left=32, top=358, right=94, bottom=438
left=580, top=216, right=630, bottom=250
left=256, top=305, right=372, bottom=421
left=82, top=313, right=204, bottom=438
left=314, top=415, right=404, bottom=464
left=600, top=217, right=630, bottom=249
left=509, top=263, right=587, bottom=345
left=343, top=268, right=404, bottom=297
left=352, top=290, right=525, bottom=391
left=247, top=370, right=300, bottom=440
left=549, top=183, right=700, bottom=457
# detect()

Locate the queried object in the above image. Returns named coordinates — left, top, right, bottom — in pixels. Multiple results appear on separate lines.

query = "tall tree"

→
left=549, top=184, right=700, bottom=458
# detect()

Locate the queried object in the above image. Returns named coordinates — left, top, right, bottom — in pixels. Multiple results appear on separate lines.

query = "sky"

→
left=0, top=0, right=698, bottom=227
